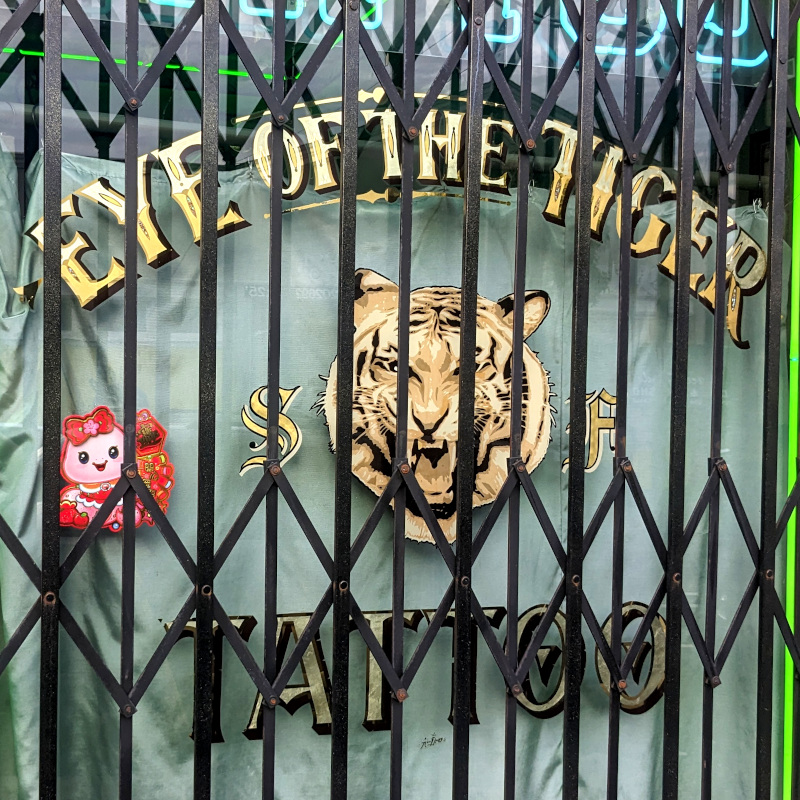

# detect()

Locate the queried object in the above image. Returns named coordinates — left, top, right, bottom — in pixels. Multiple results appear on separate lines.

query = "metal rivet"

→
left=400, top=463, right=411, bottom=474
left=780, top=55, right=787, bottom=64
left=673, top=572, right=681, bottom=584
left=617, top=680, right=627, bottom=691
left=349, top=0, right=357, bottom=8
left=277, top=114, right=286, bottom=123
left=525, top=138, right=535, bottom=150
left=623, top=462, right=632, bottom=472
left=726, top=163, right=734, bottom=172
left=269, top=696, right=279, bottom=707
left=43, top=591, right=56, bottom=605
left=409, top=126, right=418, bottom=138
left=339, top=580, right=349, bottom=593
left=516, top=463, right=525, bottom=472
left=129, top=98, right=138, bottom=107
left=688, top=43, right=695, bottom=53
left=126, top=468, right=136, bottom=478
left=586, top=32, right=593, bottom=41
left=719, top=462, right=727, bottom=471
left=201, top=584, right=212, bottom=597
left=460, top=576, right=470, bottom=588
left=571, top=574, right=580, bottom=587
left=124, top=704, right=134, bottom=716
left=711, top=676, right=721, bottom=687
left=765, top=569, right=774, bottom=580
left=396, top=688, right=408, bottom=702
left=511, top=683, right=522, bottom=696
left=474, top=15, right=483, bottom=25
left=630, top=152, right=637, bottom=162
left=269, top=464, right=281, bottom=475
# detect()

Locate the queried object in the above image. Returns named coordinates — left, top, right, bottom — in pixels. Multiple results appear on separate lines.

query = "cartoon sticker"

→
left=59, top=405, right=174, bottom=531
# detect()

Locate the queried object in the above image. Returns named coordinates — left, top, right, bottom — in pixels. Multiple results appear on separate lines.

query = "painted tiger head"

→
left=319, top=269, right=553, bottom=544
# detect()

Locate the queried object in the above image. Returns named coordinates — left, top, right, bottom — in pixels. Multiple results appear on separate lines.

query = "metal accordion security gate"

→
left=0, top=0, right=798, bottom=798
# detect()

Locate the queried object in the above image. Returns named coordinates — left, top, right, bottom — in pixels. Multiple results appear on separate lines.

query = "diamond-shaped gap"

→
left=137, top=0, right=203, bottom=94
left=61, top=0, right=136, bottom=107
left=0, top=598, right=39, bottom=794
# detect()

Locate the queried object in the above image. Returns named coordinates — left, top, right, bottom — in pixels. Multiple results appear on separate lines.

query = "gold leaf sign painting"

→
left=320, top=269, right=553, bottom=544
left=240, top=386, right=303, bottom=474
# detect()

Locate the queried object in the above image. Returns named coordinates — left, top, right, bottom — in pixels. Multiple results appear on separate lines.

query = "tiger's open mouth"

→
left=411, top=438, right=456, bottom=503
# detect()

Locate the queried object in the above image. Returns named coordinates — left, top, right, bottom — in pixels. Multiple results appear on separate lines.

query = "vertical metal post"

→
left=330, top=0, right=359, bottom=796
left=119, top=0, right=140, bottom=795
left=452, top=1, right=484, bottom=797
left=504, top=0, right=535, bottom=794
left=757, top=1, right=790, bottom=798
left=390, top=0, right=414, bottom=795
left=700, top=3, right=733, bottom=797
left=195, top=0, right=219, bottom=795
left=39, top=0, right=62, bottom=794
left=606, top=3, right=636, bottom=796
left=662, top=2, right=697, bottom=797
left=562, top=0, right=596, bottom=796
left=263, top=2, right=286, bottom=796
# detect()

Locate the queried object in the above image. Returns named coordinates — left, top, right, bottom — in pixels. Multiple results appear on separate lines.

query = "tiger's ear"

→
left=496, top=290, right=550, bottom=338
left=354, top=269, right=399, bottom=326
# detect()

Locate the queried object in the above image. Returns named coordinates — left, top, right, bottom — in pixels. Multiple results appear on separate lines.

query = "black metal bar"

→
left=389, top=0, right=415, bottom=791
left=562, top=4, right=596, bottom=790
left=194, top=0, right=219, bottom=792
left=503, top=0, right=536, bottom=784
left=39, top=0, right=62, bottom=790
left=757, top=1, right=789, bottom=796
left=606, top=4, right=636, bottom=791
left=452, top=1, right=485, bottom=793
left=330, top=0, right=359, bottom=793
left=262, top=1, right=286, bottom=792
left=120, top=0, right=140, bottom=790
left=662, top=0, right=697, bottom=794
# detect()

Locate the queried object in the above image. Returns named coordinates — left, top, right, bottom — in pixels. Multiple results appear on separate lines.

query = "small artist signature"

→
left=420, top=732, right=446, bottom=750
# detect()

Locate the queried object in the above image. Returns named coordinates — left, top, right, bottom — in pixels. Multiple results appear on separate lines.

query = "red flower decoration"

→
left=63, top=406, right=117, bottom=446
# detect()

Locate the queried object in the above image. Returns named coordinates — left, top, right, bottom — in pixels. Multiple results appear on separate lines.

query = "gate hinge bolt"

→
left=395, top=688, right=408, bottom=702
left=269, top=464, right=281, bottom=475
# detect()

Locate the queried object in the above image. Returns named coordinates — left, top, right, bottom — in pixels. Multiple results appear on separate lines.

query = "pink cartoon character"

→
left=59, top=405, right=150, bottom=531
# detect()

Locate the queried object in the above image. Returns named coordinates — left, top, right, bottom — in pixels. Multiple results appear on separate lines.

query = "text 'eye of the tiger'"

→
left=78, top=451, right=89, bottom=464
left=108, top=446, right=119, bottom=459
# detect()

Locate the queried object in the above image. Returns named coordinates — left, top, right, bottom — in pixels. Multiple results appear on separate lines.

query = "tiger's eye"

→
left=78, top=451, right=89, bottom=464
left=108, top=446, right=119, bottom=459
